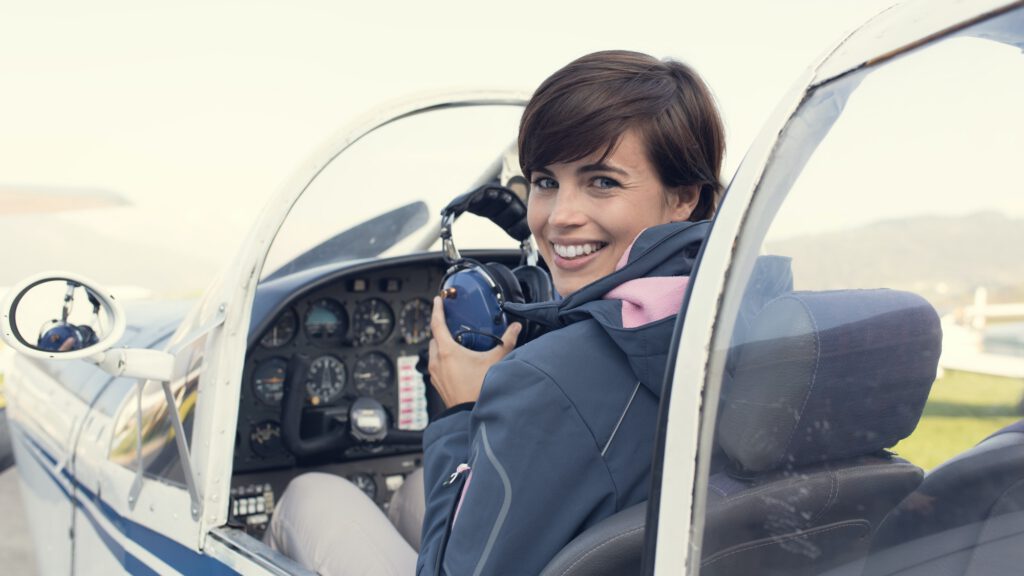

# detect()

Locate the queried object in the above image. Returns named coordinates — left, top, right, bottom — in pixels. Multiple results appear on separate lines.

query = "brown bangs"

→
left=518, top=52, right=679, bottom=179
left=518, top=50, right=725, bottom=221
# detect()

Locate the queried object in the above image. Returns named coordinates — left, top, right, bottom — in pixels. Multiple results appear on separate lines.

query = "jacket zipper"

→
left=434, top=463, right=471, bottom=575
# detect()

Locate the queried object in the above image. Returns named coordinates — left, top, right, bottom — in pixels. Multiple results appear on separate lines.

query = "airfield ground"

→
left=0, top=466, right=38, bottom=575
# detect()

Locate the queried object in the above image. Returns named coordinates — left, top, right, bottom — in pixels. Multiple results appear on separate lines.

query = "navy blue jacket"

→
left=417, top=221, right=709, bottom=575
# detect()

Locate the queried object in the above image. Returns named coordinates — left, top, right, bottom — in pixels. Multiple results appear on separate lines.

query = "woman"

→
left=267, top=49, right=724, bottom=575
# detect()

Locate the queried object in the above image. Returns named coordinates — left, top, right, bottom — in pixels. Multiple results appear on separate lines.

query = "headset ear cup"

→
left=484, top=263, right=534, bottom=347
left=77, top=325, right=98, bottom=348
left=511, top=265, right=555, bottom=344
left=512, top=265, right=554, bottom=305
left=484, top=263, right=524, bottom=305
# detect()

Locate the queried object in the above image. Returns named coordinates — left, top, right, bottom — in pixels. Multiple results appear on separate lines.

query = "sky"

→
left=0, top=0, right=906, bottom=295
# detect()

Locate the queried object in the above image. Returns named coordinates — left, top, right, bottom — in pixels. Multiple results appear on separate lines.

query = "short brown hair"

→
left=519, top=50, right=725, bottom=221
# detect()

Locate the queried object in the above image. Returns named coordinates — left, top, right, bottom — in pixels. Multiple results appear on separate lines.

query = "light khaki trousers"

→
left=265, top=469, right=424, bottom=576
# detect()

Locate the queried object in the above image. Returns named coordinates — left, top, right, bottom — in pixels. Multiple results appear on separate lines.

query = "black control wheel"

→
left=280, top=355, right=424, bottom=457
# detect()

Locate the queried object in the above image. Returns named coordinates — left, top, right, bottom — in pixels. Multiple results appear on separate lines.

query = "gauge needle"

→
left=321, top=369, right=330, bottom=387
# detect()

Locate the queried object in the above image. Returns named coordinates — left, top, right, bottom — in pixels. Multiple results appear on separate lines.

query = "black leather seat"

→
left=540, top=502, right=646, bottom=576
left=542, top=288, right=942, bottom=576
left=863, top=419, right=1024, bottom=576
left=700, top=289, right=941, bottom=576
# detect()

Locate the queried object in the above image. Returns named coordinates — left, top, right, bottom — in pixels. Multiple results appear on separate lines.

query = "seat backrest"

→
left=863, top=419, right=1024, bottom=576
left=701, top=289, right=942, bottom=576
left=541, top=288, right=941, bottom=576
left=539, top=502, right=646, bottom=576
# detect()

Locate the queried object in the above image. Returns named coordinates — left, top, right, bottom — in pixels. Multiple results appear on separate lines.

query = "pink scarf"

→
left=602, top=232, right=690, bottom=329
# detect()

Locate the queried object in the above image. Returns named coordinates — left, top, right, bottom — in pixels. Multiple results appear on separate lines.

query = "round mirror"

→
left=1, top=271, right=125, bottom=360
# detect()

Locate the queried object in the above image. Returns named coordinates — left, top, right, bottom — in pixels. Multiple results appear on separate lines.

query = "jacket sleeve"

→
left=418, top=357, right=618, bottom=576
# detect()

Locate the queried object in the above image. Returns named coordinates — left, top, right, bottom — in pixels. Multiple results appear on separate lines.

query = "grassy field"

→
left=892, top=370, right=1024, bottom=470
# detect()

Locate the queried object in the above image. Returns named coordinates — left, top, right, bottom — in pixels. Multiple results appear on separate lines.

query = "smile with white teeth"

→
left=552, top=242, right=607, bottom=259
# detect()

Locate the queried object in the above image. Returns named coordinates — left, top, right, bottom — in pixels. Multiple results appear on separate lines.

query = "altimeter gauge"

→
left=352, top=298, right=395, bottom=345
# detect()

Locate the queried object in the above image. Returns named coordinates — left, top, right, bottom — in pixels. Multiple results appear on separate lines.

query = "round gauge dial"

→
left=352, top=352, right=393, bottom=396
left=252, top=358, right=287, bottom=405
left=398, top=298, right=432, bottom=344
left=352, top=298, right=395, bottom=346
left=260, top=308, right=297, bottom=348
left=249, top=420, right=283, bottom=458
left=306, top=355, right=347, bottom=404
left=304, top=299, right=348, bottom=344
left=349, top=473, right=377, bottom=501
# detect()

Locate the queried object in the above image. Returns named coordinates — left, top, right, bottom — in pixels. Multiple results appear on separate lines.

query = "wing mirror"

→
left=1, top=271, right=173, bottom=381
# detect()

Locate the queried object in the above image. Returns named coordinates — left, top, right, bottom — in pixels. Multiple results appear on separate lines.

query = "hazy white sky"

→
left=0, top=0, right=901, bottom=293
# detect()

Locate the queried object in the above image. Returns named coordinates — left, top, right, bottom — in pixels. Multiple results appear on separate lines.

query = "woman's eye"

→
left=592, top=177, right=620, bottom=189
left=532, top=177, right=558, bottom=190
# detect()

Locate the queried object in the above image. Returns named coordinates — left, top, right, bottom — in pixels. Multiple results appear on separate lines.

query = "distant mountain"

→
left=765, top=212, right=1024, bottom=312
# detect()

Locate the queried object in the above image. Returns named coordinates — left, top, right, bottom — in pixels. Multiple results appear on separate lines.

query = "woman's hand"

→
left=428, top=296, right=521, bottom=407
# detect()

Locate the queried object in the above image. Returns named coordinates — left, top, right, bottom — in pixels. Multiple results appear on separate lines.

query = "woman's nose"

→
left=547, top=186, right=586, bottom=227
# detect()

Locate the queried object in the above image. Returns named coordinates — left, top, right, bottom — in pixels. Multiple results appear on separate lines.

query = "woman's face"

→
left=527, top=129, right=699, bottom=297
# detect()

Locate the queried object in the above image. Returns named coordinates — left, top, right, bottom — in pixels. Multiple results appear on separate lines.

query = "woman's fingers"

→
left=430, top=296, right=456, bottom=346
left=427, top=338, right=442, bottom=387
left=499, top=323, right=522, bottom=354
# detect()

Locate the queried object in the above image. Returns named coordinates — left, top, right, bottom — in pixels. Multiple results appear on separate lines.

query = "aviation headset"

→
left=36, top=281, right=101, bottom=352
left=438, top=184, right=555, bottom=351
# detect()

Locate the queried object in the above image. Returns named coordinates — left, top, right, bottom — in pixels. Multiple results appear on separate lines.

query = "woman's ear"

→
left=668, top=185, right=701, bottom=221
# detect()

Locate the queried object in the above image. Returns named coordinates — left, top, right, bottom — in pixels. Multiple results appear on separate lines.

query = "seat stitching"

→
left=812, top=469, right=838, bottom=524
left=708, top=482, right=729, bottom=497
left=557, top=526, right=646, bottom=576
left=702, top=520, right=870, bottom=566
left=770, top=296, right=820, bottom=470
left=712, top=461, right=917, bottom=504
left=714, top=478, right=812, bottom=503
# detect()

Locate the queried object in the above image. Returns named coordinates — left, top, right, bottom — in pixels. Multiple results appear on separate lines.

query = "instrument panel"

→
left=236, top=259, right=445, bottom=471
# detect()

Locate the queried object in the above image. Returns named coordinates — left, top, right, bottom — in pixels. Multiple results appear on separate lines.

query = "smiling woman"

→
left=265, top=50, right=726, bottom=576
left=518, top=51, right=723, bottom=298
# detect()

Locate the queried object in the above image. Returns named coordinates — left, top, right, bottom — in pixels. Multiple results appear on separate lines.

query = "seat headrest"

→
left=718, top=289, right=941, bottom=473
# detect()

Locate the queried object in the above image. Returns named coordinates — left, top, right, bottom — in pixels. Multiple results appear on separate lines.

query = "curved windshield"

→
left=262, top=103, right=527, bottom=280
left=692, top=8, right=1024, bottom=576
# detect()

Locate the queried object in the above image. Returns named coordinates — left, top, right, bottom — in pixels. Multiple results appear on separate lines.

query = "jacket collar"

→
left=505, top=220, right=709, bottom=394
left=505, top=220, right=709, bottom=329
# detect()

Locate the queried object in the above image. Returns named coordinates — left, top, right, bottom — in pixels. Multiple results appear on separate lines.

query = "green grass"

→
left=892, top=370, right=1024, bottom=470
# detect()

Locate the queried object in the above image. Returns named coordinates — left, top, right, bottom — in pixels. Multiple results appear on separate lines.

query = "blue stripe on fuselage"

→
left=15, top=425, right=240, bottom=576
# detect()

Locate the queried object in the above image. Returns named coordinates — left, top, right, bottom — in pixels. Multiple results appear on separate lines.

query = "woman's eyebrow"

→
left=579, top=162, right=628, bottom=176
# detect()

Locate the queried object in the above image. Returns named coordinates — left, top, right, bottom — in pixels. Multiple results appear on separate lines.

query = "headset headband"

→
left=440, top=184, right=537, bottom=265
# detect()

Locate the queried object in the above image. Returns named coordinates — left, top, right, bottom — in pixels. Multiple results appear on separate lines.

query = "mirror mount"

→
left=92, top=348, right=174, bottom=382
